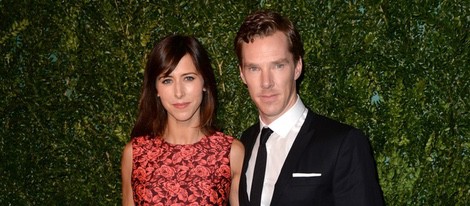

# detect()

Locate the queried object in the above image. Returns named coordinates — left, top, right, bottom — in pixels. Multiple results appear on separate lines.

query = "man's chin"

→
left=259, top=108, right=282, bottom=119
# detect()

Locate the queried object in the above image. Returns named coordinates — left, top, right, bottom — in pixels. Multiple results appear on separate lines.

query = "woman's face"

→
left=156, top=54, right=205, bottom=125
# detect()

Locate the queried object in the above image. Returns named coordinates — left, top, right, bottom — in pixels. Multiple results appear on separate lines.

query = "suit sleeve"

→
left=332, top=129, right=385, bottom=206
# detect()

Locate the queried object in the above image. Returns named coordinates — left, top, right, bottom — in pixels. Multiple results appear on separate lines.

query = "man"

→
left=234, top=10, right=384, bottom=205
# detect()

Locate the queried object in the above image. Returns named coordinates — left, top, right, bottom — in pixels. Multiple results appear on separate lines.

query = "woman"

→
left=121, top=35, right=244, bottom=206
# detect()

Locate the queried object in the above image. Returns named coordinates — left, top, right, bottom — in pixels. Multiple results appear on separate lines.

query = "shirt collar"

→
left=260, top=95, right=306, bottom=137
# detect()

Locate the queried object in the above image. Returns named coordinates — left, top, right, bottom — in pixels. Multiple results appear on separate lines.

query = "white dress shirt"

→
left=246, top=96, right=308, bottom=206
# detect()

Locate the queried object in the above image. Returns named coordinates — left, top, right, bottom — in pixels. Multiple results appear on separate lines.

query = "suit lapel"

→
left=240, top=123, right=261, bottom=206
left=271, top=111, right=317, bottom=205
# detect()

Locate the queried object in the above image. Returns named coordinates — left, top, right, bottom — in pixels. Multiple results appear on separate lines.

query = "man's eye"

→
left=248, top=67, right=259, bottom=71
left=275, top=64, right=285, bottom=69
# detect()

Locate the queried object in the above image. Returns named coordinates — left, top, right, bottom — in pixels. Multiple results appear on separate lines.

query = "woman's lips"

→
left=173, top=102, right=190, bottom=109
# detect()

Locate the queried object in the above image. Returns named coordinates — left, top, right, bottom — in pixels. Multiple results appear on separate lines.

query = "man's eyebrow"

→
left=242, top=63, right=259, bottom=68
left=272, top=58, right=289, bottom=64
left=242, top=58, right=291, bottom=68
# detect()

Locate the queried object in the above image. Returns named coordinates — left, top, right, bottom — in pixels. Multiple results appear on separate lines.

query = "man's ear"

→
left=294, top=58, right=303, bottom=80
left=239, top=66, right=247, bottom=84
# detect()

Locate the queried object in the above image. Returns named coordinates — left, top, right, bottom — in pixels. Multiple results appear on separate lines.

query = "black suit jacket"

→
left=239, top=110, right=384, bottom=206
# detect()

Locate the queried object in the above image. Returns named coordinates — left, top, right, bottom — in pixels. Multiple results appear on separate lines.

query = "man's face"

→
left=239, top=31, right=302, bottom=124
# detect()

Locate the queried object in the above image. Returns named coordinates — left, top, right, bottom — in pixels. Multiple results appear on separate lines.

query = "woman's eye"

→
left=185, top=76, right=195, bottom=81
left=161, top=79, right=172, bottom=84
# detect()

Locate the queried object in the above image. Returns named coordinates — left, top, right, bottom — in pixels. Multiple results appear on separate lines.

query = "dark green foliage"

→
left=1, top=0, right=468, bottom=205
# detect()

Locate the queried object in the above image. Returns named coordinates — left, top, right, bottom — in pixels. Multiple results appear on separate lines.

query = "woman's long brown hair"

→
left=131, top=35, right=218, bottom=138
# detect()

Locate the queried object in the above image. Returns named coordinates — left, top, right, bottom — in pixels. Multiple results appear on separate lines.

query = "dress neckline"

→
left=159, top=134, right=208, bottom=147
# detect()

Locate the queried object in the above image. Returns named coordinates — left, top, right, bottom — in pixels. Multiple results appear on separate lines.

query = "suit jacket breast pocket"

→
left=290, top=176, right=322, bottom=186
left=279, top=177, right=325, bottom=204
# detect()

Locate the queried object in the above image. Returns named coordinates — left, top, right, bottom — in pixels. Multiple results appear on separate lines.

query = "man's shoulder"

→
left=242, top=122, right=259, bottom=133
left=308, top=110, right=354, bottom=129
left=306, top=110, right=362, bottom=137
left=303, top=110, right=370, bottom=152
left=240, top=122, right=260, bottom=143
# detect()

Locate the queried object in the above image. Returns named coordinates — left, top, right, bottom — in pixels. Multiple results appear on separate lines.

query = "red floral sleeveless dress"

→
left=131, top=132, right=234, bottom=206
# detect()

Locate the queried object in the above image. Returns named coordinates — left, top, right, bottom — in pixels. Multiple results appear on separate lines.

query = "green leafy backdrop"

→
left=1, top=0, right=468, bottom=205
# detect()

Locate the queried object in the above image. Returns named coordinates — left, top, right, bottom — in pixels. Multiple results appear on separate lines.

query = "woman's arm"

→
left=121, top=142, right=135, bottom=206
left=229, top=139, right=245, bottom=206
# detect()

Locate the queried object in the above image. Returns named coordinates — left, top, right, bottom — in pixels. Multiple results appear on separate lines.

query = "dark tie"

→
left=250, top=127, right=273, bottom=206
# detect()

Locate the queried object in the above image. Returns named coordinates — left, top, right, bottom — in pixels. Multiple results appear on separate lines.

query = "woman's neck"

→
left=163, top=122, right=204, bottom=145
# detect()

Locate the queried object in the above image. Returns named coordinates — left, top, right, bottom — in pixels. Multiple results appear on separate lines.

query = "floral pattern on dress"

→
left=132, top=132, right=234, bottom=206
